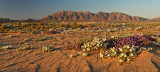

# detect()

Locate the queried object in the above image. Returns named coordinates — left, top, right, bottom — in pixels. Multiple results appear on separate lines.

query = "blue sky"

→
left=0, top=0, right=160, bottom=20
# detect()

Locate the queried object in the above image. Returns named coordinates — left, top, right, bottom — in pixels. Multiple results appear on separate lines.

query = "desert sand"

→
left=0, top=32, right=160, bottom=72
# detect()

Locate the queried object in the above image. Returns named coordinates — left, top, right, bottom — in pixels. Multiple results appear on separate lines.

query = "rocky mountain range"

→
left=1, top=11, right=160, bottom=23
left=41, top=11, right=149, bottom=22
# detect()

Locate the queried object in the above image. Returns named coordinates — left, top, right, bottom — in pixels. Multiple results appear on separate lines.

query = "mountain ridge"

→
left=1, top=11, right=160, bottom=22
left=40, top=11, right=148, bottom=22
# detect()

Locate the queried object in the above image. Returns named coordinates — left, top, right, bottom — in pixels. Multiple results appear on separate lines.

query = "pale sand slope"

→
left=0, top=33, right=160, bottom=72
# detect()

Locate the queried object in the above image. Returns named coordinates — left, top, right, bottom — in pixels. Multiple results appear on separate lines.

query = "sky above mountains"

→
left=0, top=0, right=160, bottom=20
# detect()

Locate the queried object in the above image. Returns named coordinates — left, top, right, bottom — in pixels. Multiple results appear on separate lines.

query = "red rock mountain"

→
left=41, top=11, right=147, bottom=22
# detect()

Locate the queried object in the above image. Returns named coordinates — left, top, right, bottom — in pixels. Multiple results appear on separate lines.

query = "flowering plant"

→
left=81, top=37, right=109, bottom=52
left=63, top=44, right=81, bottom=50
left=109, top=35, right=152, bottom=50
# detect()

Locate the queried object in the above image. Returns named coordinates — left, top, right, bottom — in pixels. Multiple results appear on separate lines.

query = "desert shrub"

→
left=1, top=24, right=6, bottom=28
left=39, top=36, right=48, bottom=41
left=151, top=35, right=160, bottom=42
left=41, top=46, right=55, bottom=52
left=73, top=37, right=94, bottom=48
left=24, top=38, right=32, bottom=42
left=0, top=24, right=6, bottom=31
left=6, top=35, right=15, bottom=39
left=71, top=23, right=78, bottom=29
left=110, top=23, right=123, bottom=28
left=58, top=23, right=66, bottom=28
left=40, top=25, right=44, bottom=30
left=78, top=24, right=83, bottom=29
left=16, top=46, right=35, bottom=51
left=2, top=45, right=13, bottom=49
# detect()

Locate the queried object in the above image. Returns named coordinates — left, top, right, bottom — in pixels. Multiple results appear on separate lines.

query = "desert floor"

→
left=0, top=30, right=160, bottom=72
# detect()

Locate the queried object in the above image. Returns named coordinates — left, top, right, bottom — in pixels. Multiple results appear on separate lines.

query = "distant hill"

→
left=152, top=17, right=160, bottom=22
left=0, top=18, right=11, bottom=23
left=40, top=11, right=148, bottom=22
left=0, top=18, right=39, bottom=23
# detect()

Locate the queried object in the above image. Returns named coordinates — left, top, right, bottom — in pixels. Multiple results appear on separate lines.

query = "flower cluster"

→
left=99, top=47, right=117, bottom=58
left=81, top=37, right=109, bottom=52
left=99, top=45, right=139, bottom=65
left=82, top=52, right=89, bottom=57
left=153, top=42, right=160, bottom=47
left=2, top=45, right=13, bottom=49
left=16, top=46, right=35, bottom=51
left=41, top=46, right=55, bottom=52
left=41, top=31, right=60, bottom=34
left=109, top=35, right=152, bottom=50
left=117, top=45, right=139, bottom=64
left=63, top=44, right=81, bottom=50
left=147, top=47, right=153, bottom=52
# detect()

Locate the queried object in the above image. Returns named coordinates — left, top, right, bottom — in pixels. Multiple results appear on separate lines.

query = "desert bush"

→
left=39, top=36, right=48, bottom=41
left=16, top=46, right=35, bottom=51
left=151, top=35, right=160, bottom=42
left=58, top=23, right=66, bottom=28
left=40, top=25, right=44, bottom=30
left=70, top=54, right=77, bottom=58
left=6, top=35, right=15, bottom=39
left=71, top=23, right=78, bottom=29
left=41, top=46, right=55, bottom=52
left=77, top=37, right=94, bottom=46
left=2, top=45, right=13, bottom=49
left=24, top=38, right=32, bottom=42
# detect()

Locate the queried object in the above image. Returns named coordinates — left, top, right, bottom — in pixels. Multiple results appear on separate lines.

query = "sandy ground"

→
left=0, top=31, right=160, bottom=72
